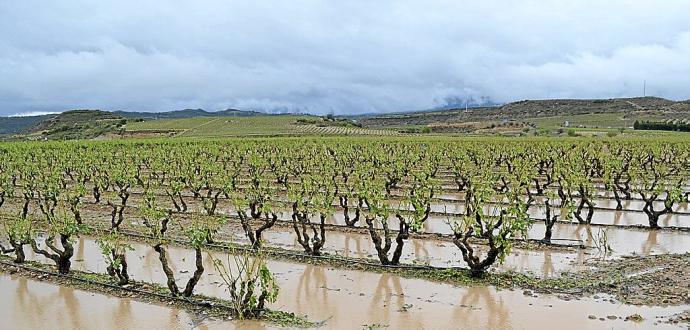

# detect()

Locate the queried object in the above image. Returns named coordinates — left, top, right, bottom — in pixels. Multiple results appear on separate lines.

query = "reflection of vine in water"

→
left=641, top=230, right=658, bottom=255
left=541, top=250, right=555, bottom=277
left=412, top=240, right=430, bottom=265
left=296, top=264, right=329, bottom=312
left=455, top=286, right=509, bottom=330
left=16, top=278, right=84, bottom=329
left=571, top=247, right=590, bottom=269
left=612, top=210, right=623, bottom=225
left=74, top=237, right=89, bottom=272
left=612, top=199, right=633, bottom=225
left=139, top=248, right=160, bottom=282
left=343, top=234, right=363, bottom=258
left=113, top=297, right=133, bottom=329
left=370, top=274, right=414, bottom=327
left=58, top=284, right=82, bottom=329
left=15, top=277, right=49, bottom=329
left=513, top=249, right=531, bottom=275
left=574, top=224, right=591, bottom=247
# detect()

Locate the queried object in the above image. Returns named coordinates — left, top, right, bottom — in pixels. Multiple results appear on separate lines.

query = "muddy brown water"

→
left=16, top=237, right=690, bottom=329
left=0, top=273, right=264, bottom=329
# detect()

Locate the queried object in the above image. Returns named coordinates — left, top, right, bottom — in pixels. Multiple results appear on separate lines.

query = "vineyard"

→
left=1, top=136, right=689, bottom=328
left=124, top=115, right=403, bottom=137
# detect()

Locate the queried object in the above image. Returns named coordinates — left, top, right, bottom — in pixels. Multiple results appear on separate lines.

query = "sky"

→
left=1, top=1, right=690, bottom=116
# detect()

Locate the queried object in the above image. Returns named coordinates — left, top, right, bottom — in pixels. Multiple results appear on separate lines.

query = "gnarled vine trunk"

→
left=30, top=234, right=74, bottom=274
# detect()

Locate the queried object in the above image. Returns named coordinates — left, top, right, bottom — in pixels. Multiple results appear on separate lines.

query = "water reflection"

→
left=10, top=237, right=689, bottom=330
left=2, top=275, right=201, bottom=330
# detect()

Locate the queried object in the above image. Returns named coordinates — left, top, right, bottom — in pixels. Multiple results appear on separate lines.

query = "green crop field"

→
left=525, top=113, right=667, bottom=129
left=124, top=115, right=403, bottom=137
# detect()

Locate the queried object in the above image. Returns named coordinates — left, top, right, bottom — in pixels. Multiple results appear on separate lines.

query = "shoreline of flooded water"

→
left=10, top=236, right=689, bottom=329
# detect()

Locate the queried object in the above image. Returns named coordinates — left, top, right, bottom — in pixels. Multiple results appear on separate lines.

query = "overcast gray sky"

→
left=1, top=1, right=690, bottom=116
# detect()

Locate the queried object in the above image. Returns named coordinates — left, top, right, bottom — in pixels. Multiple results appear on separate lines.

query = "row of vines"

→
left=0, top=138, right=688, bottom=300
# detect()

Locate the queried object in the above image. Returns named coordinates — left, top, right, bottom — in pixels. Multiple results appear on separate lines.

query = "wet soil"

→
left=581, top=253, right=690, bottom=306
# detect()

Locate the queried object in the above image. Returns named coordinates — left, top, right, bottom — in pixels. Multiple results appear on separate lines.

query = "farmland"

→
left=0, top=136, right=689, bottom=328
left=124, top=115, right=403, bottom=137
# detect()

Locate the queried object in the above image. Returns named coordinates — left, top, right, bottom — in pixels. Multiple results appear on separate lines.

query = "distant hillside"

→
left=2, top=97, right=689, bottom=139
left=0, top=114, right=56, bottom=135
left=29, top=110, right=122, bottom=132
left=23, top=110, right=127, bottom=140
left=113, top=108, right=263, bottom=119
left=358, top=97, right=690, bottom=127
left=0, top=108, right=265, bottom=137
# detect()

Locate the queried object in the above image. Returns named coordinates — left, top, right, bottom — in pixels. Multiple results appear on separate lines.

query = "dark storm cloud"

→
left=1, top=1, right=690, bottom=115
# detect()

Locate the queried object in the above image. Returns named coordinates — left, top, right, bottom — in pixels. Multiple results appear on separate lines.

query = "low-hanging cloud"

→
left=1, top=1, right=690, bottom=115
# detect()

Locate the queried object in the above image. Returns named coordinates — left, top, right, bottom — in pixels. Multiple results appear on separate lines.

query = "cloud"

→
left=1, top=1, right=690, bottom=115
left=8, top=111, right=59, bottom=117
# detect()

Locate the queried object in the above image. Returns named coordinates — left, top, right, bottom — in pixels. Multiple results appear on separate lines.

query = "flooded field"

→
left=0, top=274, right=233, bottom=330
left=1, top=138, right=690, bottom=329
left=14, top=236, right=689, bottom=329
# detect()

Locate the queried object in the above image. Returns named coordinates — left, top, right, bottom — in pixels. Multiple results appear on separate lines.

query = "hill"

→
left=0, top=114, right=57, bottom=135
left=112, top=108, right=263, bottom=119
left=0, top=108, right=267, bottom=139
left=0, top=108, right=263, bottom=135
left=20, top=110, right=127, bottom=140
left=357, top=97, right=690, bottom=134
left=2, top=97, right=690, bottom=140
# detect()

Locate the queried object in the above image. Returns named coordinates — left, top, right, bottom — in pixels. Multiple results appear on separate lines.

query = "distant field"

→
left=526, top=113, right=665, bottom=129
left=124, top=115, right=402, bottom=137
